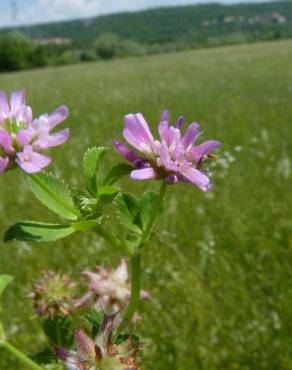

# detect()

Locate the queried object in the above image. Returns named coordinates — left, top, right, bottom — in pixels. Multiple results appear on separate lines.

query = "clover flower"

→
left=0, top=90, right=69, bottom=174
left=31, top=271, right=77, bottom=319
left=56, top=315, right=141, bottom=370
left=113, top=110, right=220, bottom=191
left=75, top=259, right=150, bottom=317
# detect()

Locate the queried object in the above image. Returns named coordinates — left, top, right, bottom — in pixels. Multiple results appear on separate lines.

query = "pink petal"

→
left=0, top=157, right=9, bottom=175
left=16, top=105, right=33, bottom=124
left=74, top=329, right=95, bottom=359
left=130, top=167, right=157, bottom=180
left=112, top=140, right=140, bottom=163
left=181, top=167, right=211, bottom=192
left=10, top=90, right=25, bottom=115
left=158, top=120, right=169, bottom=143
left=55, top=347, right=82, bottom=369
left=0, top=130, right=14, bottom=154
left=188, top=140, right=221, bottom=161
left=0, top=91, right=9, bottom=116
left=16, top=146, right=51, bottom=173
left=175, top=115, right=185, bottom=129
left=33, top=128, right=69, bottom=149
left=113, top=259, right=128, bottom=282
left=16, top=128, right=35, bottom=147
left=161, top=109, right=169, bottom=122
left=181, top=123, right=201, bottom=148
left=123, top=113, right=153, bottom=151
left=48, top=105, right=69, bottom=129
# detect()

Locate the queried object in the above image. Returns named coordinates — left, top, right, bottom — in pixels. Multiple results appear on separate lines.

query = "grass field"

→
left=1, top=39, right=292, bottom=370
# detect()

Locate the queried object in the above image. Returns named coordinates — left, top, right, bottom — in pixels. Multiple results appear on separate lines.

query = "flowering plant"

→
left=0, top=91, right=220, bottom=370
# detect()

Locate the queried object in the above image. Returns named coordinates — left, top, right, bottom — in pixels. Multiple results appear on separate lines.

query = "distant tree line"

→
left=0, top=18, right=291, bottom=72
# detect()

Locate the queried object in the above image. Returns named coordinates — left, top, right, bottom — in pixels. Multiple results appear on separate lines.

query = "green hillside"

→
left=0, top=39, right=292, bottom=369
left=1, top=1, right=292, bottom=44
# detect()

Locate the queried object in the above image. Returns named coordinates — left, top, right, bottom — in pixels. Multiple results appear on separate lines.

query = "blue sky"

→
left=0, top=0, right=271, bottom=28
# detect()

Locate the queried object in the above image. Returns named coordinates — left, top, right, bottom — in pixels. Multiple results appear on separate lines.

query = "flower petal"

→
left=112, top=140, right=141, bottom=163
left=16, top=105, right=33, bottom=125
left=181, top=123, right=201, bottom=149
left=0, top=157, right=9, bottom=175
left=130, top=167, right=157, bottom=180
left=123, top=113, right=153, bottom=151
left=0, top=91, right=10, bottom=116
left=175, top=115, right=185, bottom=129
left=48, top=105, right=69, bottom=129
left=55, top=347, right=83, bottom=370
left=16, top=128, right=35, bottom=147
left=74, top=329, right=96, bottom=360
left=181, top=167, right=211, bottom=192
left=10, top=90, right=25, bottom=115
left=112, top=259, right=128, bottom=282
left=158, top=120, right=169, bottom=143
left=0, top=130, right=14, bottom=154
left=161, top=109, right=169, bottom=122
left=188, top=140, right=221, bottom=161
left=16, top=146, right=51, bottom=173
left=33, top=128, right=70, bottom=149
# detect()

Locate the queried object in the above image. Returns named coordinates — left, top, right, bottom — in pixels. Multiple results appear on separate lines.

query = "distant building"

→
left=223, top=16, right=235, bottom=24
left=271, top=12, right=286, bottom=24
left=34, top=37, right=72, bottom=46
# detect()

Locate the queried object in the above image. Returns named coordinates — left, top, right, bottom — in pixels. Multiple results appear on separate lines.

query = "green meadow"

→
left=1, top=39, right=292, bottom=369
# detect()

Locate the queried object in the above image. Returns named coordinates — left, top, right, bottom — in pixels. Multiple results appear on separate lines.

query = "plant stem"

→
left=95, top=226, right=129, bottom=254
left=1, top=341, right=44, bottom=370
left=140, top=181, right=168, bottom=245
left=123, top=182, right=168, bottom=324
left=123, top=253, right=142, bottom=323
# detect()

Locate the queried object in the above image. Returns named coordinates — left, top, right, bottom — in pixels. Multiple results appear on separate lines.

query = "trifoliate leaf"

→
left=97, top=185, right=120, bottom=205
left=28, top=173, right=79, bottom=221
left=43, top=317, right=73, bottom=347
left=114, top=193, right=142, bottom=235
left=102, top=163, right=133, bottom=185
left=71, top=218, right=103, bottom=231
left=85, top=309, right=104, bottom=337
left=83, top=147, right=107, bottom=195
left=4, top=221, right=76, bottom=242
left=139, top=190, right=160, bottom=231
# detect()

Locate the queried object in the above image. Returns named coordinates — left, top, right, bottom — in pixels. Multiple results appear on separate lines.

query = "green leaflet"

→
left=72, top=218, right=103, bottom=231
left=97, top=185, right=120, bottom=205
left=102, top=163, right=132, bottom=185
left=139, top=190, right=160, bottom=231
left=4, top=221, right=76, bottom=242
left=29, top=172, right=80, bottom=221
left=114, top=190, right=159, bottom=236
left=83, top=146, right=107, bottom=195
left=115, top=192, right=142, bottom=235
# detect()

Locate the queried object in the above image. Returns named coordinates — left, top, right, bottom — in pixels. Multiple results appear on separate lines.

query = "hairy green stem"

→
left=1, top=341, right=44, bottom=370
left=123, top=253, right=142, bottom=323
left=95, top=226, right=129, bottom=254
left=140, top=181, right=168, bottom=246
left=123, top=182, right=168, bottom=324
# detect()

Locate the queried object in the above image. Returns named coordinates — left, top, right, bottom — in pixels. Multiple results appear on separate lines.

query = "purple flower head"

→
left=113, top=110, right=221, bottom=191
left=75, top=259, right=150, bottom=320
left=0, top=90, right=69, bottom=175
left=56, top=315, right=142, bottom=369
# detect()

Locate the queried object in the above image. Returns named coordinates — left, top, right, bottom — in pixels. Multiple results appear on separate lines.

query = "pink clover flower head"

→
left=75, top=259, right=150, bottom=317
left=56, top=315, right=142, bottom=369
left=113, top=110, right=221, bottom=191
left=0, top=90, right=69, bottom=175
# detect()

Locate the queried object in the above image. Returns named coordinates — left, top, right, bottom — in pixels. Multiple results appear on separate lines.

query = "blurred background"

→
left=0, top=0, right=292, bottom=369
